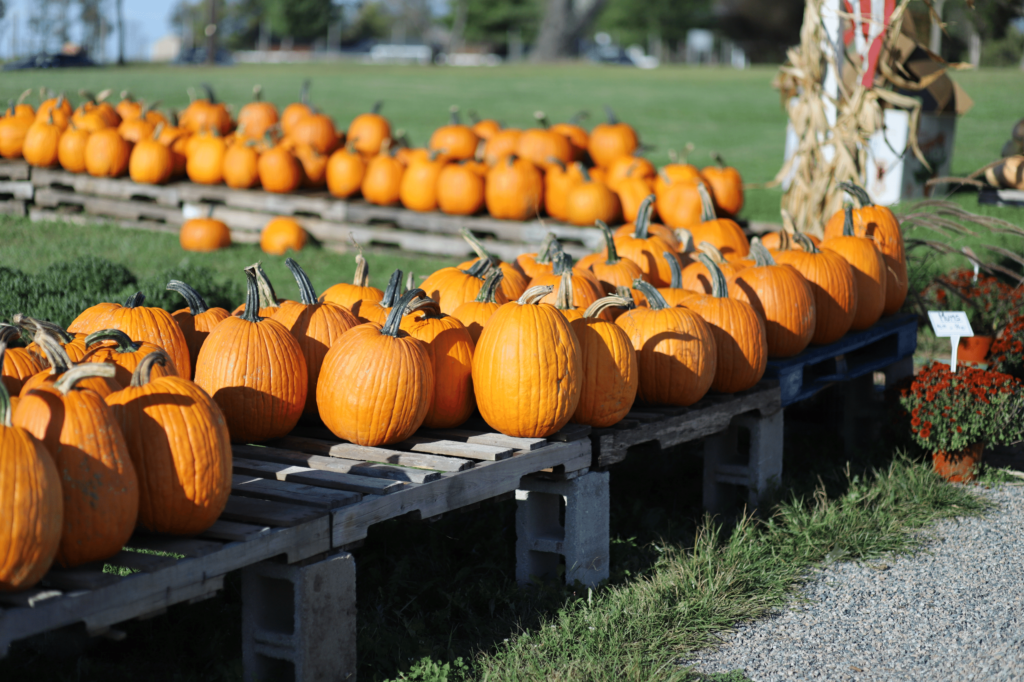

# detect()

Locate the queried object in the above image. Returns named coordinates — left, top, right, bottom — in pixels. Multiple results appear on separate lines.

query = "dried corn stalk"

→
left=773, top=0, right=930, bottom=237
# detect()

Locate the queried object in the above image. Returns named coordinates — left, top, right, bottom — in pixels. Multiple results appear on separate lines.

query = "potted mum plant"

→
left=900, top=362, right=1024, bottom=482
left=990, top=314, right=1024, bottom=381
left=922, top=269, right=1019, bottom=362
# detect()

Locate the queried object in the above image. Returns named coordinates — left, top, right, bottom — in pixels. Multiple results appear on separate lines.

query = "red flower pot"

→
left=958, top=336, right=993, bottom=363
left=932, top=442, right=984, bottom=483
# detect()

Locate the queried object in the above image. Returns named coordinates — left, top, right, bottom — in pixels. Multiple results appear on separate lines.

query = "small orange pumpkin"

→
left=261, top=217, right=307, bottom=256
left=587, top=105, right=639, bottom=168
left=429, top=106, right=479, bottom=161
left=347, top=101, right=391, bottom=158
left=319, top=252, right=385, bottom=322
left=84, top=128, right=131, bottom=178
left=326, top=143, right=367, bottom=198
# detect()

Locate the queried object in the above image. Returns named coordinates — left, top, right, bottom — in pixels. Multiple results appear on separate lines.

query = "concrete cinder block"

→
left=515, top=471, right=609, bottom=588
left=242, top=552, right=357, bottom=682
left=704, top=409, right=785, bottom=515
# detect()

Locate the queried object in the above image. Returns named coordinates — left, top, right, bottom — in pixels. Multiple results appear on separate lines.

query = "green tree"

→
left=266, top=0, right=335, bottom=44
left=458, top=0, right=541, bottom=53
left=593, top=0, right=712, bottom=53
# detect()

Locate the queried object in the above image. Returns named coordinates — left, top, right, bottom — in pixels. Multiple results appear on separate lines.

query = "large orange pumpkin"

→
left=689, top=183, right=750, bottom=258
left=472, top=285, right=582, bottom=437
left=318, top=289, right=434, bottom=446
left=194, top=268, right=307, bottom=443
left=186, top=133, right=227, bottom=185
left=0, top=324, right=44, bottom=397
left=18, top=327, right=121, bottom=399
left=22, top=111, right=63, bottom=168
left=84, top=128, right=131, bottom=177
left=14, top=363, right=139, bottom=568
left=483, top=128, right=522, bottom=166
left=326, top=143, right=367, bottom=198
left=700, top=153, right=744, bottom=216
left=680, top=242, right=749, bottom=294
left=281, top=80, right=314, bottom=136
left=515, top=112, right=573, bottom=171
left=167, top=279, right=231, bottom=377
left=589, top=220, right=645, bottom=295
left=104, top=291, right=192, bottom=380
left=516, top=232, right=559, bottom=280
left=774, top=233, right=857, bottom=345
left=222, top=141, right=260, bottom=189
left=550, top=111, right=590, bottom=162
left=485, top=155, right=543, bottom=220
left=128, top=128, right=174, bottom=185
left=821, top=207, right=887, bottom=331
left=532, top=252, right=604, bottom=314
left=57, top=123, right=91, bottom=173
left=543, top=159, right=585, bottom=222
left=237, top=84, right=279, bottom=138
left=362, top=148, right=404, bottom=206
left=728, top=241, right=817, bottom=358
left=180, top=217, right=232, bottom=252
left=451, top=268, right=504, bottom=344
left=81, top=329, right=178, bottom=386
left=564, top=165, right=622, bottom=227
left=421, top=259, right=510, bottom=315
left=258, top=144, right=303, bottom=194
left=456, top=229, right=529, bottom=300
left=400, top=153, right=446, bottom=212
left=290, top=112, right=339, bottom=155
left=261, top=217, right=307, bottom=256
left=437, top=161, right=486, bottom=216
left=606, top=156, right=656, bottom=193
left=105, top=351, right=232, bottom=535
left=570, top=295, right=639, bottom=427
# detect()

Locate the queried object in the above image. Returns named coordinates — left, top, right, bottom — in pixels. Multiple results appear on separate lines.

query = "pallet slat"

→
left=220, top=495, right=328, bottom=528
left=233, top=455, right=397, bottom=495
left=105, top=551, right=181, bottom=573
left=199, top=518, right=272, bottom=543
left=236, top=444, right=439, bottom=483
left=394, top=437, right=513, bottom=461
left=124, top=536, right=225, bottom=558
left=231, top=474, right=362, bottom=509
left=271, top=436, right=473, bottom=472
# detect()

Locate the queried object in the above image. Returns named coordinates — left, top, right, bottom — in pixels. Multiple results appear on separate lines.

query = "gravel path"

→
left=685, top=484, right=1024, bottom=682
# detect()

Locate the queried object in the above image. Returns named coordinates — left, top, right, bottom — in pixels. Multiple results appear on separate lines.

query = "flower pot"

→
left=932, top=442, right=984, bottom=483
left=958, top=336, right=993, bottom=363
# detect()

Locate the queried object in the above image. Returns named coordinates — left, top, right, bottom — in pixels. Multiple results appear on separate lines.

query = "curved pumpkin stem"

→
left=535, top=233, right=558, bottom=265
left=839, top=181, right=873, bottom=208
left=371, top=100, right=384, bottom=115
left=31, top=328, right=75, bottom=376
left=352, top=253, right=370, bottom=287
left=603, top=104, right=618, bottom=124
left=448, top=105, right=461, bottom=125
left=596, top=220, right=620, bottom=265
left=130, top=350, right=170, bottom=387
left=382, top=289, right=424, bottom=337
left=474, top=268, right=504, bottom=303
left=124, top=291, right=146, bottom=308
left=0, top=363, right=11, bottom=427
left=52, top=362, right=116, bottom=395
left=252, top=84, right=263, bottom=102
left=247, top=262, right=279, bottom=309
left=381, top=269, right=404, bottom=307
left=780, top=208, right=797, bottom=236
left=285, top=258, right=319, bottom=306
left=517, top=285, right=554, bottom=305
left=663, top=251, right=683, bottom=289
left=710, top=152, right=728, bottom=169
left=697, top=253, right=728, bottom=298
left=405, top=296, right=442, bottom=318
left=533, top=111, right=550, bottom=128
left=551, top=250, right=574, bottom=276
left=12, top=314, right=75, bottom=345
left=614, top=286, right=637, bottom=309
left=583, top=295, right=630, bottom=319
left=201, top=83, right=218, bottom=105
left=843, top=206, right=856, bottom=237
left=463, top=257, right=492, bottom=280
left=632, top=279, right=669, bottom=311
left=632, top=195, right=656, bottom=240
left=166, top=280, right=212, bottom=315
left=697, top=241, right=727, bottom=264
left=555, top=266, right=575, bottom=312
left=569, top=110, right=589, bottom=125
left=675, top=227, right=695, bottom=253
left=576, top=163, right=592, bottom=183
left=793, top=233, right=821, bottom=254
left=697, top=182, right=717, bottom=223
left=749, top=240, right=776, bottom=267
left=298, top=79, right=311, bottom=106
left=547, top=157, right=567, bottom=173
left=85, top=329, right=141, bottom=354
left=460, top=228, right=500, bottom=265
left=240, top=267, right=264, bottom=323
left=0, top=323, right=22, bottom=354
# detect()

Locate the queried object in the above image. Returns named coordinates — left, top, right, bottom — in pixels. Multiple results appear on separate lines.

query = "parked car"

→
left=2, top=53, right=97, bottom=71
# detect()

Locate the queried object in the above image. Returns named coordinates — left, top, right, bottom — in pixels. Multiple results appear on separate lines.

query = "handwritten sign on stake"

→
left=927, top=311, right=974, bottom=373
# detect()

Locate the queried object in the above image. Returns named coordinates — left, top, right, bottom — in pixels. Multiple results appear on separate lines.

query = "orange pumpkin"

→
left=451, top=268, right=504, bottom=344
left=319, top=253, right=385, bottom=322
left=565, top=164, right=622, bottom=226
left=688, top=183, right=750, bottom=258
left=81, top=329, right=178, bottom=386
left=326, top=143, right=367, bottom=198
left=437, top=162, right=486, bottom=216
left=237, top=84, right=279, bottom=138
left=222, top=140, right=261, bottom=189
left=587, top=105, right=638, bottom=167
left=400, top=153, right=446, bottom=212
left=294, top=144, right=329, bottom=189
left=258, top=144, right=303, bottom=194
left=347, top=101, right=391, bottom=158
left=570, top=295, right=639, bottom=427
left=57, top=124, right=91, bottom=173
left=468, top=110, right=501, bottom=140
left=606, top=156, right=656, bottom=193
left=429, top=106, right=479, bottom=161
left=104, top=292, right=193, bottom=379
left=774, top=233, right=857, bottom=345
left=516, top=112, right=573, bottom=171
left=550, top=111, right=590, bottom=162
left=485, top=155, right=543, bottom=221
left=22, top=112, right=63, bottom=168
left=421, top=259, right=510, bottom=315
left=657, top=174, right=703, bottom=229
left=483, top=128, right=522, bottom=166
left=167, top=280, right=231, bottom=377
left=821, top=207, right=887, bottom=331
left=700, top=153, right=744, bottom=216
left=128, top=127, right=174, bottom=185
left=455, top=229, right=529, bottom=300
left=186, top=133, right=227, bottom=185
left=0, top=324, right=44, bottom=397
left=362, top=148, right=405, bottom=206
left=681, top=242, right=749, bottom=294
left=180, top=216, right=232, bottom=252
left=613, top=196, right=682, bottom=288
left=589, top=220, right=644, bottom=296
left=281, top=80, right=314, bottom=136
left=17, top=326, right=121, bottom=399
left=534, top=253, right=604, bottom=316
left=543, top=159, right=585, bottom=222
left=289, top=112, right=339, bottom=155
left=261, top=217, right=307, bottom=256
left=84, top=128, right=131, bottom=178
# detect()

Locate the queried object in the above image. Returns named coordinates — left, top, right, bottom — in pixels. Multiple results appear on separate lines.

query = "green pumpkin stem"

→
left=749, top=240, right=776, bottom=267
left=285, top=258, right=319, bottom=306
left=474, top=268, right=504, bottom=303
left=382, top=289, right=424, bottom=336
left=124, top=291, right=146, bottom=308
left=603, top=105, right=618, bottom=124
left=547, top=157, right=567, bottom=172
left=448, top=105, right=461, bottom=125
left=555, top=267, right=575, bottom=311
left=583, top=295, right=631, bottom=319
left=372, top=100, right=383, bottom=115
left=569, top=110, right=589, bottom=125
left=0, top=323, right=22, bottom=354
left=632, top=195, right=656, bottom=239
left=697, top=253, right=728, bottom=298
left=0, top=367, right=11, bottom=427
left=711, top=152, right=728, bottom=169
left=597, top=220, right=620, bottom=264
left=675, top=227, right=694, bottom=253
left=533, top=111, right=550, bottom=128
left=577, top=163, right=592, bottom=183
left=614, top=286, right=637, bottom=308
left=664, top=251, right=683, bottom=289
left=85, top=329, right=141, bottom=354
left=535, top=233, right=558, bottom=265
left=252, top=84, right=263, bottom=102
left=241, top=268, right=263, bottom=323
left=381, top=269, right=404, bottom=307
left=201, top=83, right=217, bottom=105
left=792, top=233, right=821, bottom=254
left=253, top=262, right=279, bottom=309
left=52, top=362, right=116, bottom=395
left=460, top=228, right=499, bottom=264
left=464, top=257, right=492, bottom=280
left=552, top=250, right=575, bottom=276
left=406, top=296, right=441, bottom=318
left=838, top=181, right=873, bottom=208
left=517, top=285, right=554, bottom=305
left=632, top=279, right=670, bottom=310
left=166, top=280, right=211, bottom=315
left=698, top=182, right=717, bottom=223
left=299, top=79, right=311, bottom=106
left=843, top=206, right=855, bottom=237
left=12, top=314, right=74, bottom=344
left=130, top=350, right=170, bottom=387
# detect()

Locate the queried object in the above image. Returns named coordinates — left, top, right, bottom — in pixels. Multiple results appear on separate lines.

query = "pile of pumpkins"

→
left=0, top=181, right=905, bottom=592
left=0, top=84, right=744, bottom=230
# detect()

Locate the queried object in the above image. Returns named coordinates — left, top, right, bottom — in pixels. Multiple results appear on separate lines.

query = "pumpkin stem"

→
left=130, top=350, right=170, bottom=387
left=52, top=362, right=116, bottom=395
left=467, top=110, right=481, bottom=124
left=382, top=289, right=424, bottom=337
left=675, top=227, right=694, bottom=253
left=664, top=251, right=683, bottom=289
left=0, top=365, right=12, bottom=428
left=474, top=268, right=504, bottom=303
left=251, top=262, right=279, bottom=309
left=352, top=253, right=370, bottom=287
left=285, top=258, right=319, bottom=306
left=371, top=100, right=383, bottom=115
left=517, top=285, right=554, bottom=305
left=536, top=233, right=560, bottom=265
left=595, top=220, right=620, bottom=264
left=780, top=208, right=797, bottom=235
left=252, top=84, right=263, bottom=102
left=505, top=154, right=516, bottom=168
left=166, top=280, right=212, bottom=315
left=124, top=291, right=146, bottom=308
left=464, top=257, right=492, bottom=280
left=697, top=241, right=727, bottom=263
left=17, top=88, right=32, bottom=105
left=551, top=250, right=574, bottom=276
left=299, top=79, right=311, bottom=106
left=85, top=329, right=142, bottom=354
left=711, top=152, right=727, bottom=169
left=583, top=295, right=631, bottom=319
left=12, top=314, right=74, bottom=344
left=405, top=296, right=441, bottom=318
left=614, top=286, right=637, bottom=308
left=547, top=157, right=567, bottom=172
left=633, top=279, right=670, bottom=310
left=843, top=206, right=855, bottom=237
left=533, top=111, right=550, bottom=128
left=201, top=83, right=217, bottom=105
left=569, top=110, right=589, bottom=125
left=460, top=228, right=498, bottom=264
left=30, top=328, right=74, bottom=376
left=381, top=269, right=404, bottom=307
left=698, top=182, right=717, bottom=223
left=777, top=229, right=792, bottom=251
left=576, top=162, right=592, bottom=183
left=749, top=240, right=776, bottom=267
left=697, top=253, right=728, bottom=298
left=792, top=233, right=821, bottom=254
left=240, top=268, right=264, bottom=323
left=632, top=195, right=656, bottom=239
left=603, top=105, right=618, bottom=124
left=448, top=105, right=461, bottom=125
left=555, top=266, right=575, bottom=311
left=838, top=181, right=873, bottom=208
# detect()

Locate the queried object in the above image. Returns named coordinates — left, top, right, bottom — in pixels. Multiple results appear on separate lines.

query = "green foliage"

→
left=343, top=1, right=394, bottom=45
left=266, top=0, right=335, bottom=44
left=458, top=0, right=541, bottom=51
left=386, top=657, right=471, bottom=682
left=594, top=0, right=713, bottom=50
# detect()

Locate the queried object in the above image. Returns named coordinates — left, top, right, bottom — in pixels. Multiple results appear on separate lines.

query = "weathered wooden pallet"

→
left=0, top=159, right=30, bottom=181
left=0, top=423, right=591, bottom=658
left=32, top=188, right=186, bottom=226
left=28, top=208, right=184, bottom=236
left=763, top=314, right=918, bottom=406
left=590, top=382, right=782, bottom=468
left=0, top=199, right=27, bottom=217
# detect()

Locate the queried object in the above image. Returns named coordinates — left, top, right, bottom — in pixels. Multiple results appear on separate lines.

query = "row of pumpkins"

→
left=0, top=184, right=905, bottom=591
left=0, top=84, right=743, bottom=227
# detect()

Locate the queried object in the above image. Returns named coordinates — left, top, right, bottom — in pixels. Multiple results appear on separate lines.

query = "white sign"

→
left=927, top=311, right=974, bottom=373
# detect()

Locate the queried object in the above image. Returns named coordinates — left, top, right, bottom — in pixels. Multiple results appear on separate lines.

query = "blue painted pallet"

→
left=765, top=314, right=918, bottom=406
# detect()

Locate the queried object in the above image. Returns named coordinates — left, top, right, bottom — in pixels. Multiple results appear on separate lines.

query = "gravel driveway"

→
left=684, top=484, right=1024, bottom=682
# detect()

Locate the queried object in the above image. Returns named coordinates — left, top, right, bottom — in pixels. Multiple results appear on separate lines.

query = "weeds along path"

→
left=685, top=484, right=1024, bottom=681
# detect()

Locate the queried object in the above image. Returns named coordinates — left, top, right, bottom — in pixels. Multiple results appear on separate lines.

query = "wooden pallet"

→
left=590, top=382, right=782, bottom=468
left=0, top=423, right=591, bottom=657
left=763, top=314, right=918, bottom=406
left=0, top=160, right=30, bottom=181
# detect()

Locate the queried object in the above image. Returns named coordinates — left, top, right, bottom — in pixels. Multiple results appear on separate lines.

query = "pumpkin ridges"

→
left=820, top=207, right=887, bottom=331
left=421, top=259, right=509, bottom=316
left=613, top=195, right=682, bottom=288
left=318, top=253, right=385, bottom=321
left=0, top=324, right=45, bottom=396
left=451, top=268, right=504, bottom=344
left=82, top=328, right=178, bottom=386
left=688, top=183, right=750, bottom=258
left=105, top=292, right=192, bottom=379
left=773, top=234, right=858, bottom=345
left=167, top=280, right=231, bottom=377
left=570, top=295, right=638, bottom=427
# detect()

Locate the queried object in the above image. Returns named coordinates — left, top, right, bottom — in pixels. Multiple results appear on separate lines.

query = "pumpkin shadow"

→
left=212, top=385, right=303, bottom=443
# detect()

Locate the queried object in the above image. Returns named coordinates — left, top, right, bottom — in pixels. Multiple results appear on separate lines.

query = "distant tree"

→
left=593, top=0, right=712, bottom=55
left=79, top=0, right=111, bottom=58
left=28, top=0, right=74, bottom=53
left=341, top=1, right=393, bottom=46
left=533, top=0, right=609, bottom=60
left=116, top=0, right=125, bottom=63
left=455, top=0, right=540, bottom=52
left=266, top=0, right=335, bottom=44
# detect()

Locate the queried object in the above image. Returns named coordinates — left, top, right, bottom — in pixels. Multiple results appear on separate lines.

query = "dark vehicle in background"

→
left=3, top=53, right=97, bottom=71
